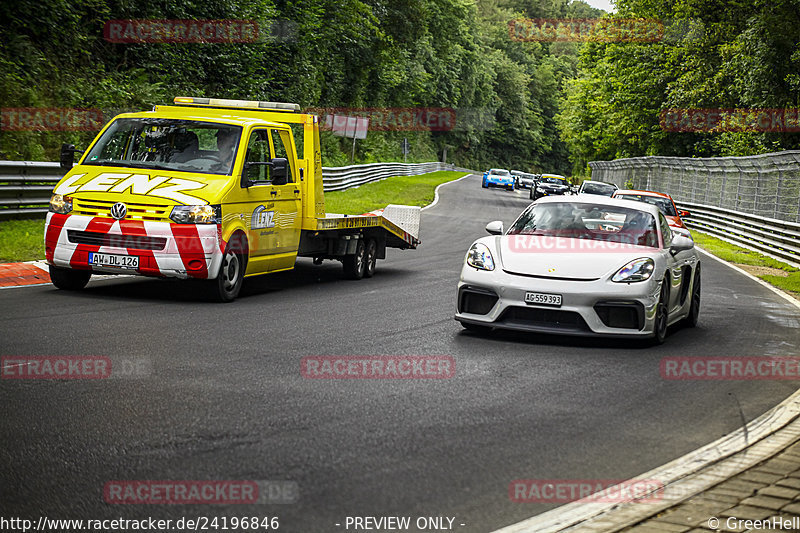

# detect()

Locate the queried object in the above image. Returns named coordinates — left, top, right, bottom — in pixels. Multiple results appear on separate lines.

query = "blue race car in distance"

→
left=482, top=168, right=515, bottom=190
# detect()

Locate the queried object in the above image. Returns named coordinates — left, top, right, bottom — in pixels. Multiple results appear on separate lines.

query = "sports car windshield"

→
left=507, top=202, right=659, bottom=247
left=540, top=177, right=566, bottom=184
left=617, top=194, right=678, bottom=216
left=490, top=170, right=510, bottom=176
left=84, top=118, right=242, bottom=175
left=582, top=182, right=617, bottom=195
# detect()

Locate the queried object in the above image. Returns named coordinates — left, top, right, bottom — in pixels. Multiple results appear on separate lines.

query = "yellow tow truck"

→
left=45, top=97, right=420, bottom=301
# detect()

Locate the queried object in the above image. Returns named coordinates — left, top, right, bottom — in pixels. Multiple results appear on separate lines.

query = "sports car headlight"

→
left=170, top=204, right=221, bottom=224
left=612, top=257, right=655, bottom=282
left=466, top=243, right=495, bottom=271
left=49, top=194, right=72, bottom=214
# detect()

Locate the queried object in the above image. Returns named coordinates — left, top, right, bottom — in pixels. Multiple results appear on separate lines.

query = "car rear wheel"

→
left=49, top=266, right=91, bottom=290
left=210, top=240, right=245, bottom=302
left=343, top=238, right=366, bottom=280
left=652, top=278, right=669, bottom=344
left=683, top=264, right=701, bottom=327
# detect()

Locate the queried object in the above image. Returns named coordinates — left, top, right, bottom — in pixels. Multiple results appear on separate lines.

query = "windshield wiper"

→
left=84, top=159, right=176, bottom=171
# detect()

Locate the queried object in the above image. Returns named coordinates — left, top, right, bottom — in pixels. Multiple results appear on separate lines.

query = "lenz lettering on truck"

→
left=45, top=97, right=421, bottom=302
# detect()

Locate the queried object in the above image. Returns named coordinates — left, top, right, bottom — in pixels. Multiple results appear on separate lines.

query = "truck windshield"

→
left=83, top=118, right=243, bottom=175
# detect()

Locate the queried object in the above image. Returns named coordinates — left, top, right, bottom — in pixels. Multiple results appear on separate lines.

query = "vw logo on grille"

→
left=110, top=202, right=128, bottom=220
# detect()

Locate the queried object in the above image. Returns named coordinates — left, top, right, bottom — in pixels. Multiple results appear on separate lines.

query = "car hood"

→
left=53, top=165, right=233, bottom=206
left=538, top=183, right=568, bottom=190
left=492, top=235, right=658, bottom=280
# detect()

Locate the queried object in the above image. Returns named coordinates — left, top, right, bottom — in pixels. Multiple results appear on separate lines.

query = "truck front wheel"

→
left=49, top=266, right=91, bottom=290
left=343, top=239, right=366, bottom=280
left=210, top=241, right=245, bottom=302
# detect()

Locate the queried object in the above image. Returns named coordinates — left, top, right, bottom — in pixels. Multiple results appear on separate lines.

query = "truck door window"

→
left=270, top=129, right=294, bottom=183
left=245, top=130, right=271, bottom=184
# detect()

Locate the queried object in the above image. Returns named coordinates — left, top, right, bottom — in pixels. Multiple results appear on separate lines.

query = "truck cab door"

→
left=241, top=129, right=301, bottom=274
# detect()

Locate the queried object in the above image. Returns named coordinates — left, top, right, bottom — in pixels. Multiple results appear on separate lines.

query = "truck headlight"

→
left=467, top=243, right=495, bottom=271
left=49, top=194, right=73, bottom=214
left=170, top=204, right=221, bottom=224
left=612, top=257, right=654, bottom=282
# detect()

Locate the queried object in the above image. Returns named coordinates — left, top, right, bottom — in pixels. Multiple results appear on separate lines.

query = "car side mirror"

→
left=678, top=210, right=691, bottom=218
left=271, top=158, right=289, bottom=185
left=485, top=221, right=504, bottom=235
left=60, top=143, right=82, bottom=170
left=670, top=234, right=694, bottom=255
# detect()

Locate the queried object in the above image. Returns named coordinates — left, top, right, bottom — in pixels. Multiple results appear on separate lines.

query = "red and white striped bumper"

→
left=44, top=213, right=224, bottom=280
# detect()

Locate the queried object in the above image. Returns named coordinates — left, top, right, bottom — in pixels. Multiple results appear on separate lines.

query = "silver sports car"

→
left=455, top=196, right=701, bottom=343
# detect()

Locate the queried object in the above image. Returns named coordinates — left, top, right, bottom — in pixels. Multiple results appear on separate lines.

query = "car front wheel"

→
left=683, top=264, right=701, bottom=327
left=652, top=278, right=669, bottom=344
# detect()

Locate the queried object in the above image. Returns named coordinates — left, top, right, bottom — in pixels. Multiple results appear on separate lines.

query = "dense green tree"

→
left=558, top=0, right=800, bottom=174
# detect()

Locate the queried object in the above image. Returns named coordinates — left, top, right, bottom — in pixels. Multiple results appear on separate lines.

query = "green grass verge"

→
left=0, top=218, right=46, bottom=263
left=324, top=170, right=467, bottom=214
left=692, top=230, right=800, bottom=297
left=0, top=170, right=468, bottom=264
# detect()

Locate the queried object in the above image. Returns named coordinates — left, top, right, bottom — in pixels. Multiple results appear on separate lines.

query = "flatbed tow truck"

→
left=44, top=97, right=420, bottom=301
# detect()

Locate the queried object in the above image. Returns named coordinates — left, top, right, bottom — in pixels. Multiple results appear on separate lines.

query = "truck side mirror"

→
left=60, top=143, right=82, bottom=170
left=271, top=158, right=289, bottom=185
left=241, top=163, right=255, bottom=188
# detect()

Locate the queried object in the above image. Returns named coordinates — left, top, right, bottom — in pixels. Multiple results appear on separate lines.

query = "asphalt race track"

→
left=2, top=174, right=800, bottom=532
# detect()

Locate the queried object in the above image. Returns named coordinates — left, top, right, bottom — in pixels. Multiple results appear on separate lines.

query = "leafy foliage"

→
left=0, top=0, right=603, bottom=175
left=558, top=0, right=800, bottom=175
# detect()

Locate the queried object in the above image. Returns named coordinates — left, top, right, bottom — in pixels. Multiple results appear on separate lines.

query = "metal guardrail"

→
left=0, top=161, right=64, bottom=219
left=0, top=160, right=453, bottom=220
left=589, top=150, right=800, bottom=266
left=676, top=201, right=800, bottom=267
left=321, top=161, right=451, bottom=191
left=589, top=151, right=800, bottom=223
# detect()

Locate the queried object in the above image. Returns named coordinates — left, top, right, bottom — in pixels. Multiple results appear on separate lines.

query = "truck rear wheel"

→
left=343, top=239, right=366, bottom=280
left=364, top=238, right=377, bottom=278
left=210, top=241, right=245, bottom=302
left=49, top=266, right=91, bottom=290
